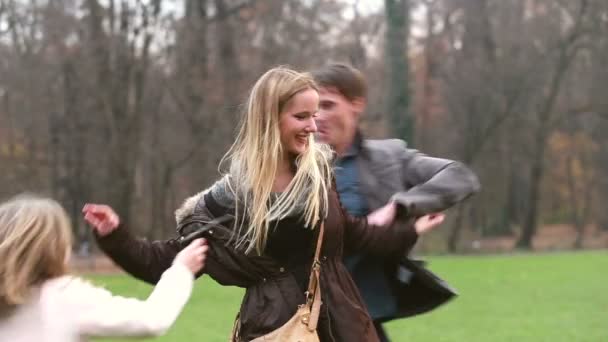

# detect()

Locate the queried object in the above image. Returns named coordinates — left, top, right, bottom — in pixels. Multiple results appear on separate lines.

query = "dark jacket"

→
left=344, top=136, right=480, bottom=321
left=96, top=184, right=419, bottom=342
left=356, top=138, right=480, bottom=217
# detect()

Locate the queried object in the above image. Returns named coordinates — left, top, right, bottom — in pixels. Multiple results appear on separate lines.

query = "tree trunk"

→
left=384, top=0, right=412, bottom=142
left=447, top=204, right=466, bottom=252
left=215, top=0, right=241, bottom=127
left=516, top=0, right=589, bottom=247
left=517, top=132, right=547, bottom=249
left=418, top=0, right=436, bottom=149
left=565, top=155, right=584, bottom=249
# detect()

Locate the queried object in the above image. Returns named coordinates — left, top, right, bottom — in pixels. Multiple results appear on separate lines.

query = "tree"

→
left=384, top=0, right=413, bottom=142
left=517, top=0, right=591, bottom=249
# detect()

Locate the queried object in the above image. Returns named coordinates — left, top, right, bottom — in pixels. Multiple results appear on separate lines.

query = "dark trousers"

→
left=373, top=320, right=390, bottom=342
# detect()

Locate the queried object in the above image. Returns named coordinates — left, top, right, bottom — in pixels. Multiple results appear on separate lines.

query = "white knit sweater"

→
left=0, top=263, right=194, bottom=342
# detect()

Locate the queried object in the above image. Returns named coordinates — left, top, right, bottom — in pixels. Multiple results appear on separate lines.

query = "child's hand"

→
left=174, top=239, right=209, bottom=274
left=82, top=204, right=120, bottom=236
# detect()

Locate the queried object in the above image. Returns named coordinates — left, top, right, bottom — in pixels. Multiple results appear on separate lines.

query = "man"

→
left=313, top=63, right=480, bottom=341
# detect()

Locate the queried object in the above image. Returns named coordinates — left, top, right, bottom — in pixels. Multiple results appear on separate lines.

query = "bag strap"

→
left=314, top=221, right=326, bottom=259
left=303, top=221, right=325, bottom=331
left=306, top=221, right=325, bottom=294
left=232, top=222, right=326, bottom=340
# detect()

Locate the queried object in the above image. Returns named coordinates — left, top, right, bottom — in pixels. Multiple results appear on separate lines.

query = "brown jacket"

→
left=96, top=184, right=419, bottom=341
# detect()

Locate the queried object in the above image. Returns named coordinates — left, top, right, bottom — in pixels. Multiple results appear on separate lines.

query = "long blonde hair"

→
left=221, top=67, right=333, bottom=255
left=0, top=195, right=72, bottom=306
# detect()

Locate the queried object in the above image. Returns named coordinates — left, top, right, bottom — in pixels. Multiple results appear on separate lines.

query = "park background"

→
left=1, top=0, right=607, bottom=340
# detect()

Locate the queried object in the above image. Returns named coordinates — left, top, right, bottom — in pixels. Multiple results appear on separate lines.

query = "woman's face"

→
left=279, top=88, right=319, bottom=156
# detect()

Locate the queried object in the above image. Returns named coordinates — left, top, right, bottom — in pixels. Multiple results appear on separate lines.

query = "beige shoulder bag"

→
left=231, top=223, right=325, bottom=342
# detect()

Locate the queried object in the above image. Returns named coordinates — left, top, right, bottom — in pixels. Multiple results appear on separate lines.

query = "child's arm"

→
left=44, top=240, right=205, bottom=337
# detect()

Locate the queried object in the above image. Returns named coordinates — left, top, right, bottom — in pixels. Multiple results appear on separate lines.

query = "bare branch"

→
left=208, top=0, right=257, bottom=22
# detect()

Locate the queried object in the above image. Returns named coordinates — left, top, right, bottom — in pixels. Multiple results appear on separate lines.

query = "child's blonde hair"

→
left=0, top=195, right=72, bottom=306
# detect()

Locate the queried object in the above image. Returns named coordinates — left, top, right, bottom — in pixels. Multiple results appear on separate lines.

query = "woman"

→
left=0, top=195, right=208, bottom=342
left=84, top=67, right=443, bottom=341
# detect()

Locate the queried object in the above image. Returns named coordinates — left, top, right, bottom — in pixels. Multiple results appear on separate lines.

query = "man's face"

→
left=315, top=87, right=361, bottom=150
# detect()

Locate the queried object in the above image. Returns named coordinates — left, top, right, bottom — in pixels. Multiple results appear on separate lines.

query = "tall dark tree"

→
left=517, top=0, right=591, bottom=249
left=384, top=0, right=412, bottom=142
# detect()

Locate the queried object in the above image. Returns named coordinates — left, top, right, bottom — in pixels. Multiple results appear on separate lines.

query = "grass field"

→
left=90, top=251, right=607, bottom=342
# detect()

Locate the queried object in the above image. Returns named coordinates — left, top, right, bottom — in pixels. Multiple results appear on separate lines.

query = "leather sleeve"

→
left=391, top=141, right=481, bottom=216
left=95, top=227, right=183, bottom=285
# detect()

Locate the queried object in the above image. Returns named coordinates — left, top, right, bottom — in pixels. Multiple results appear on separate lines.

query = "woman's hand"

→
left=367, top=202, right=397, bottom=226
left=82, top=203, right=121, bottom=237
left=174, top=238, right=209, bottom=274
left=367, top=201, right=445, bottom=235
left=414, top=213, right=445, bottom=235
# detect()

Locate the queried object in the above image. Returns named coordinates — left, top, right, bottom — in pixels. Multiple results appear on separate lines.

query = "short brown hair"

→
left=312, top=63, right=367, bottom=101
left=0, top=195, right=72, bottom=306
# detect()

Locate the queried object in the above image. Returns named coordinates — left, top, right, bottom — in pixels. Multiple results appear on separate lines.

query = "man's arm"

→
left=391, top=141, right=481, bottom=216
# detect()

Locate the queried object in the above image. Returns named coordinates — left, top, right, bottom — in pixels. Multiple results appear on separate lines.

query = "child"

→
left=0, top=194, right=207, bottom=341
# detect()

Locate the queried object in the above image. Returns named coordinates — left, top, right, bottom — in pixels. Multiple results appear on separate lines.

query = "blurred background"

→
left=2, top=0, right=608, bottom=254
left=1, top=1, right=607, bottom=341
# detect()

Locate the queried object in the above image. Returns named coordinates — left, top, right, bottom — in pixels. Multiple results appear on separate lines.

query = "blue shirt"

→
left=334, top=145, right=369, bottom=217
left=335, top=142, right=398, bottom=320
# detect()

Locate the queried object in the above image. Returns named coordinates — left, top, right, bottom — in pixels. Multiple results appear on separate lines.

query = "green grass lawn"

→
left=89, top=251, right=608, bottom=341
